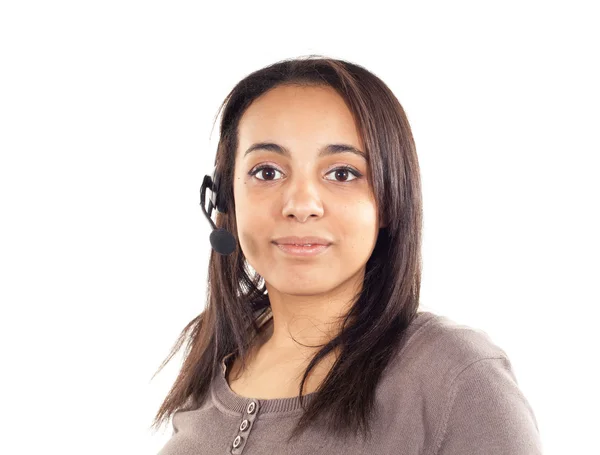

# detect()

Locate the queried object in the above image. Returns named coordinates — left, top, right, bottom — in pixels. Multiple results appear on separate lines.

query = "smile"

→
left=273, top=243, right=330, bottom=257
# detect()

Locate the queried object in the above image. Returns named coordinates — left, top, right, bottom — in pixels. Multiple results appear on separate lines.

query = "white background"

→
left=1, top=1, right=597, bottom=454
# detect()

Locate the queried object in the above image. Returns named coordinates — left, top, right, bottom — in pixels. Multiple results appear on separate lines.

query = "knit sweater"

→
left=157, top=308, right=543, bottom=454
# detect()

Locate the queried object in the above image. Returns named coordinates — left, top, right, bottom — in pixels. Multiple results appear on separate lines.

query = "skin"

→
left=230, top=84, right=382, bottom=394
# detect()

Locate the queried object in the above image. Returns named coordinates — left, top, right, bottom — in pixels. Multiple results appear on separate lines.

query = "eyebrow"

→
left=243, top=142, right=368, bottom=162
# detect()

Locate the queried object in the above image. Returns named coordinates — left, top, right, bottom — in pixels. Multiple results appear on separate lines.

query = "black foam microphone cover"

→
left=210, top=228, right=236, bottom=256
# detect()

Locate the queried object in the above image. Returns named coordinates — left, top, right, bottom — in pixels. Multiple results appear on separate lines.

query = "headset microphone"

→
left=199, top=170, right=237, bottom=256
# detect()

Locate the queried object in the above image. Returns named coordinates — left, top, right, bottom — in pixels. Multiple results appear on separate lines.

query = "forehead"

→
left=237, top=85, right=364, bottom=154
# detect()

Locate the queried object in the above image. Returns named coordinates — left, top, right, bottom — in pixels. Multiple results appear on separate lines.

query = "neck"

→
left=262, top=270, right=363, bottom=355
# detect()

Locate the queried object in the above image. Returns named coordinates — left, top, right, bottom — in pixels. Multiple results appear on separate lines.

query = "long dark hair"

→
left=150, top=55, right=423, bottom=443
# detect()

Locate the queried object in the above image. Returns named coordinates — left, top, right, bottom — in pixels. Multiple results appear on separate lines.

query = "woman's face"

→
left=233, top=84, right=381, bottom=296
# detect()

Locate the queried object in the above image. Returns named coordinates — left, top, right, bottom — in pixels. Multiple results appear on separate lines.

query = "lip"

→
left=272, top=236, right=332, bottom=246
left=273, top=243, right=331, bottom=257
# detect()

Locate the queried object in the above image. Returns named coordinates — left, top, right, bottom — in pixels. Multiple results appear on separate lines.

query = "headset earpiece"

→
left=210, top=168, right=228, bottom=214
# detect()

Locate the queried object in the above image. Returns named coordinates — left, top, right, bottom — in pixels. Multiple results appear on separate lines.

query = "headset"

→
left=199, top=167, right=237, bottom=256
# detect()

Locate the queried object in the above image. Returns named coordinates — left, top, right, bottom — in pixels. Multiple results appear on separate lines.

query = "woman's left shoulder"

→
left=407, top=310, right=512, bottom=369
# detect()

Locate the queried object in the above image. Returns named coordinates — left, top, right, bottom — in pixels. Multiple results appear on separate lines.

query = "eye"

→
left=249, top=165, right=283, bottom=181
left=324, top=166, right=362, bottom=182
left=248, top=165, right=363, bottom=183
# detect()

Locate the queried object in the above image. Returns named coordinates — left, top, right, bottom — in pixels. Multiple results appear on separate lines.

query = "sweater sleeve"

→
left=433, top=357, right=543, bottom=455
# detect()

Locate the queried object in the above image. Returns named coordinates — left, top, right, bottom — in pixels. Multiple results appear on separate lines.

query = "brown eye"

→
left=249, top=165, right=361, bottom=183
left=250, top=165, right=283, bottom=181
left=335, top=169, right=349, bottom=181
left=325, top=166, right=361, bottom=182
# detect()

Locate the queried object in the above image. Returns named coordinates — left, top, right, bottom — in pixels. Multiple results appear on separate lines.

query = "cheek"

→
left=236, top=208, right=261, bottom=256
left=338, top=202, right=379, bottom=253
left=234, top=202, right=276, bottom=269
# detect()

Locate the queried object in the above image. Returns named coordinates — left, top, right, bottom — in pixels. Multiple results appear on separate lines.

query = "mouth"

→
left=272, top=242, right=331, bottom=257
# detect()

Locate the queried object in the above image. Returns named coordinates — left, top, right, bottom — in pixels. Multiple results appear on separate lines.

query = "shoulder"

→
left=397, top=310, right=511, bottom=375
left=380, top=309, right=518, bottom=426
left=382, top=310, right=542, bottom=454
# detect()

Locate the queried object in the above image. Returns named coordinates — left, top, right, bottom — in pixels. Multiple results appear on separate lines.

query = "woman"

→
left=152, top=56, right=543, bottom=454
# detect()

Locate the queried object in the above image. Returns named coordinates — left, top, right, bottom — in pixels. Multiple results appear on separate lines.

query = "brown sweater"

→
left=157, top=309, right=543, bottom=454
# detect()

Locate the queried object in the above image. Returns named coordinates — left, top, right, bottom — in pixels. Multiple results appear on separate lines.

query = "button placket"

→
left=230, top=400, right=259, bottom=454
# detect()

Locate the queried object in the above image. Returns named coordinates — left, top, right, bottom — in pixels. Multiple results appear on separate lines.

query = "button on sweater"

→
left=157, top=309, right=543, bottom=454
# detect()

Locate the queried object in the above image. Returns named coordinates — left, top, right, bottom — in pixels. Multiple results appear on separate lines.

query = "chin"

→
left=269, top=276, right=335, bottom=296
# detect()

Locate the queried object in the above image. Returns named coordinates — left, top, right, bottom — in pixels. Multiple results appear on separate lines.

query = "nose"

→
left=280, top=177, right=325, bottom=223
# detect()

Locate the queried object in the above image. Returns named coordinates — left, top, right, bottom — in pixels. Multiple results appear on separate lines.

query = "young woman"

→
left=153, top=56, right=543, bottom=454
